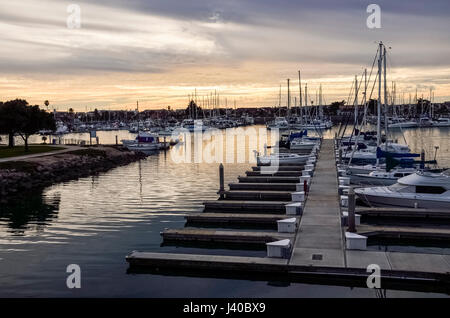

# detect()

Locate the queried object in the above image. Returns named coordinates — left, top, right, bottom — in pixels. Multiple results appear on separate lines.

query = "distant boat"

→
left=289, top=138, right=318, bottom=150
left=267, top=117, right=289, bottom=130
left=433, top=117, right=450, bottom=127
left=257, top=153, right=310, bottom=165
left=123, top=132, right=160, bottom=153
left=181, top=119, right=208, bottom=132
left=388, top=117, right=418, bottom=129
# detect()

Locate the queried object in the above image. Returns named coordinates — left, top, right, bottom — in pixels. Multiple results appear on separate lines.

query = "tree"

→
left=0, top=99, right=27, bottom=148
left=326, top=100, right=346, bottom=116
left=94, top=108, right=100, bottom=121
left=0, top=99, right=56, bottom=151
left=185, top=101, right=202, bottom=119
left=367, top=99, right=377, bottom=115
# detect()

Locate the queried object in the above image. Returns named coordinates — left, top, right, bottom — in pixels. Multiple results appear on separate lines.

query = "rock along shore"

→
left=0, top=146, right=146, bottom=204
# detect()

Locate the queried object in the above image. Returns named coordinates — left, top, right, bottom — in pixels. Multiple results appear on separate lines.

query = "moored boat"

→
left=355, top=170, right=450, bottom=209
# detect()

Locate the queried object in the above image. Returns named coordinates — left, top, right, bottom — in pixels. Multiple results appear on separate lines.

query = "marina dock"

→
left=126, top=138, right=450, bottom=292
left=289, top=139, right=345, bottom=268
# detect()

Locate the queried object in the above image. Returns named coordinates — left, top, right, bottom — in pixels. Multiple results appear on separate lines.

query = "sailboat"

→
left=342, top=42, right=420, bottom=167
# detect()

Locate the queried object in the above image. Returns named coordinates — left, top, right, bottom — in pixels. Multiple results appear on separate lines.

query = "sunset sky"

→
left=1, top=0, right=449, bottom=111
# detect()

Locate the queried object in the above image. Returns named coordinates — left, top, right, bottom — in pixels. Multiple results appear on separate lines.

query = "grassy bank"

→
left=0, top=145, right=64, bottom=159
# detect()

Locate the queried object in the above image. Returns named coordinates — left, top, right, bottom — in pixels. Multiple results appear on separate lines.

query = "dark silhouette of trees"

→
left=325, top=100, right=346, bottom=115
left=185, top=100, right=202, bottom=119
left=0, top=99, right=27, bottom=148
left=0, top=99, right=56, bottom=151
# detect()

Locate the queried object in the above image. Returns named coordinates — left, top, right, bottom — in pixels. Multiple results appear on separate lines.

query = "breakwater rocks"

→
left=0, top=146, right=146, bottom=203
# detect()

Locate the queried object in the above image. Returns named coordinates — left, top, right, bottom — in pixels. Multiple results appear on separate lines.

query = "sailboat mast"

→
left=377, top=42, right=382, bottom=147
left=305, top=83, right=308, bottom=114
left=298, top=70, right=302, bottom=123
left=363, top=68, right=367, bottom=126
left=383, top=45, right=388, bottom=140
left=136, top=100, right=140, bottom=137
left=354, top=75, right=358, bottom=126
left=287, top=78, right=290, bottom=118
left=319, top=84, right=323, bottom=118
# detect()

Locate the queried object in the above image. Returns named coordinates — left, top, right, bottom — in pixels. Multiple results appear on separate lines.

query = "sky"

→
left=0, top=0, right=449, bottom=111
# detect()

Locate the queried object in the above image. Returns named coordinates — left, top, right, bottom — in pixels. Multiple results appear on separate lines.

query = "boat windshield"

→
left=389, top=184, right=414, bottom=193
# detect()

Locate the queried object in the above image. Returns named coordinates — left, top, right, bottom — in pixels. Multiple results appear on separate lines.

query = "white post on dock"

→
left=347, top=187, right=356, bottom=233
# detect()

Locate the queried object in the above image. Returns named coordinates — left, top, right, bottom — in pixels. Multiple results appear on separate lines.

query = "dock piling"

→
left=347, top=187, right=356, bottom=233
left=219, top=163, right=225, bottom=199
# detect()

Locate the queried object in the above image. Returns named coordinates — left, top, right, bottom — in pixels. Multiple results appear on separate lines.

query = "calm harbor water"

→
left=0, top=126, right=449, bottom=297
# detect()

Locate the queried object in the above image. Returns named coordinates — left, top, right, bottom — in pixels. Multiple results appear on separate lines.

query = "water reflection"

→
left=0, top=192, right=60, bottom=235
left=0, top=126, right=449, bottom=297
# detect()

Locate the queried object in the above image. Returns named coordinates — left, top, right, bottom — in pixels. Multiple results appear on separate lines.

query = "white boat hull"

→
left=126, top=144, right=159, bottom=153
left=350, top=174, right=398, bottom=186
left=257, top=155, right=309, bottom=165
left=355, top=189, right=450, bottom=209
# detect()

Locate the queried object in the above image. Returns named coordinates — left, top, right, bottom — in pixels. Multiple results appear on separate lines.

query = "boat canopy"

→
left=376, top=147, right=420, bottom=159
left=289, top=130, right=308, bottom=141
left=137, top=133, right=157, bottom=143
left=398, top=172, right=450, bottom=189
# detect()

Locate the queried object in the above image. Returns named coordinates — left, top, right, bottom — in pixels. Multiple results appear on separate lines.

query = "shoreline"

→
left=0, top=146, right=146, bottom=204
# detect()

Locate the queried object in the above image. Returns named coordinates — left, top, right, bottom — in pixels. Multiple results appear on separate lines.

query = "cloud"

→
left=0, top=0, right=449, bottom=108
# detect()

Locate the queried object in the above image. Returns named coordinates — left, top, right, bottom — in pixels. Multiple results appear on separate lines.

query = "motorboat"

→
left=289, top=138, right=318, bottom=150
left=350, top=168, right=416, bottom=186
left=181, top=119, right=208, bottom=132
left=346, top=164, right=383, bottom=175
left=388, top=118, right=418, bottom=129
left=257, top=153, right=310, bottom=165
left=267, top=117, right=289, bottom=130
left=123, top=132, right=160, bottom=153
left=290, top=119, right=331, bottom=130
left=417, top=116, right=435, bottom=127
left=355, top=170, right=450, bottom=209
left=433, top=117, right=450, bottom=127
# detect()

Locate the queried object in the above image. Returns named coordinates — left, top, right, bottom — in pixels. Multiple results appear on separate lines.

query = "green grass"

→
left=0, top=145, right=64, bottom=159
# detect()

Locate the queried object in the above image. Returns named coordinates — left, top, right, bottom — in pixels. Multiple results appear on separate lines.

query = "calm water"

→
left=0, top=126, right=449, bottom=297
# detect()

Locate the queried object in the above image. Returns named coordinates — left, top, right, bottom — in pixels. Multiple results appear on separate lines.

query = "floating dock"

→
left=203, top=200, right=287, bottom=214
left=186, top=213, right=292, bottom=226
left=161, top=228, right=294, bottom=245
left=127, top=139, right=450, bottom=293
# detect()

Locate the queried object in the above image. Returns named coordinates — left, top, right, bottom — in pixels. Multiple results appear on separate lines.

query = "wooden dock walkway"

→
left=161, top=228, right=294, bottom=245
left=289, top=139, right=345, bottom=268
left=185, top=213, right=293, bottom=226
left=203, top=200, right=287, bottom=214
